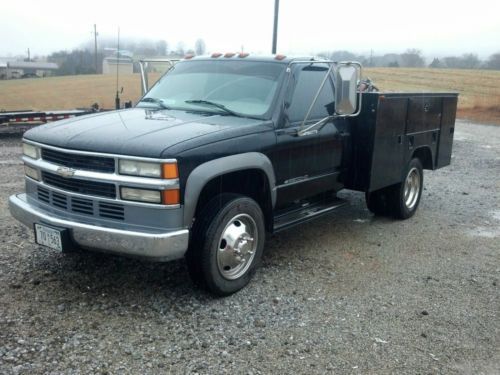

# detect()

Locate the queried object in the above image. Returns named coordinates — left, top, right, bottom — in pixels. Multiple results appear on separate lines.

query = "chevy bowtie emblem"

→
left=56, top=166, right=76, bottom=178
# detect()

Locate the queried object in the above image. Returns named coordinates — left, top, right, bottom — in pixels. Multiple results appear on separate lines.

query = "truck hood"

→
left=24, top=108, right=269, bottom=158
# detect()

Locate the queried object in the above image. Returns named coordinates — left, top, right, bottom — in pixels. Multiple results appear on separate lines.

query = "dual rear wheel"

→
left=366, top=158, right=424, bottom=219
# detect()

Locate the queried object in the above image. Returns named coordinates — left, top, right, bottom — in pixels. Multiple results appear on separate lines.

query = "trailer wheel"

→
left=392, top=158, right=424, bottom=219
left=186, top=194, right=265, bottom=296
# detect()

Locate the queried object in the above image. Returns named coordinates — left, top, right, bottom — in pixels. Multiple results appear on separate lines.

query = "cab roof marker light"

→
left=274, top=54, right=286, bottom=60
left=238, top=53, right=249, bottom=58
left=211, top=52, right=222, bottom=58
left=224, top=52, right=236, bottom=58
left=184, top=54, right=195, bottom=59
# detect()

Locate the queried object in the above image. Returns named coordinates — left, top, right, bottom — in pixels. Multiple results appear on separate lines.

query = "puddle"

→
left=492, top=211, right=500, bottom=221
left=468, top=211, right=500, bottom=238
left=468, top=227, right=500, bottom=238
left=353, top=219, right=368, bottom=223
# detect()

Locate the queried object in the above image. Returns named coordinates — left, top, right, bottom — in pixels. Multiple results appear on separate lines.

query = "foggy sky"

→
left=1, top=0, right=499, bottom=59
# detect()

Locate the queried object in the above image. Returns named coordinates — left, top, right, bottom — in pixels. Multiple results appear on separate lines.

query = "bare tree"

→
left=156, top=40, right=168, bottom=56
left=460, top=53, right=480, bottom=69
left=194, top=39, right=206, bottom=55
left=443, top=56, right=461, bottom=68
left=444, top=54, right=481, bottom=69
left=176, top=42, right=185, bottom=56
left=487, top=52, right=500, bottom=70
left=400, top=49, right=425, bottom=68
left=318, top=50, right=357, bottom=61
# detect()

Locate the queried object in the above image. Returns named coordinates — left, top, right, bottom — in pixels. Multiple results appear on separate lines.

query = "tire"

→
left=366, top=158, right=423, bottom=219
left=186, top=194, right=265, bottom=296
left=365, top=187, right=394, bottom=216
left=392, top=158, right=424, bottom=219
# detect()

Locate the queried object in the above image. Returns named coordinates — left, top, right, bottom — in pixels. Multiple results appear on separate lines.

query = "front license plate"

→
left=34, top=224, right=63, bottom=251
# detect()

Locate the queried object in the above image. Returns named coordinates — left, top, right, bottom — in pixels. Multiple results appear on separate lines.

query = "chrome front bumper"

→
left=9, top=193, right=189, bottom=261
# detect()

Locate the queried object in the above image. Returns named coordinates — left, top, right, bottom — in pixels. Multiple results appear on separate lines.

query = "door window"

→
left=287, top=66, right=335, bottom=124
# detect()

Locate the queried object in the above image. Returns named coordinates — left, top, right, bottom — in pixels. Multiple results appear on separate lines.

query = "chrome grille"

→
left=42, top=171, right=116, bottom=199
left=41, top=148, right=115, bottom=173
left=52, top=192, right=68, bottom=209
left=37, top=187, right=50, bottom=204
left=71, top=197, right=94, bottom=215
left=35, top=186, right=124, bottom=221
left=98, top=202, right=125, bottom=220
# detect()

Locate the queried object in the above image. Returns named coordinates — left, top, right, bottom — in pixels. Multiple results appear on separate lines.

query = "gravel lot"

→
left=1, top=120, right=499, bottom=374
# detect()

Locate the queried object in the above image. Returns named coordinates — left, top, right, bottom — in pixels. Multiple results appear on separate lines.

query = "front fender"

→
left=183, top=152, right=276, bottom=227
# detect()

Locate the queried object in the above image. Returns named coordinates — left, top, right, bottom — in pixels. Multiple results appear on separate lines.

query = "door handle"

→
left=408, top=135, right=415, bottom=147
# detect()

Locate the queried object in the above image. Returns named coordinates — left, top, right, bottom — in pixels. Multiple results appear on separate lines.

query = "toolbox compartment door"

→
left=368, top=96, right=407, bottom=191
left=345, top=92, right=458, bottom=193
left=436, top=96, right=457, bottom=168
left=407, top=96, right=442, bottom=134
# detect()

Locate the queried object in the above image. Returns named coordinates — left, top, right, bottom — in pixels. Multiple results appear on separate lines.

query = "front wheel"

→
left=186, top=194, right=265, bottom=296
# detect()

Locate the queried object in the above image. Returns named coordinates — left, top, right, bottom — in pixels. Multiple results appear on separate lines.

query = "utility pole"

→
left=115, top=27, right=121, bottom=110
left=93, top=24, right=99, bottom=74
left=272, top=0, right=279, bottom=54
left=27, top=48, right=30, bottom=62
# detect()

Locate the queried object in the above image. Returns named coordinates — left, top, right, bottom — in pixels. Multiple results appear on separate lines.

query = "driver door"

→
left=272, top=64, right=343, bottom=207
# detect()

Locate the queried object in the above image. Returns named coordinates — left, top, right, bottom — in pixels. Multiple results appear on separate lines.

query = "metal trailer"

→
left=0, top=109, right=96, bottom=135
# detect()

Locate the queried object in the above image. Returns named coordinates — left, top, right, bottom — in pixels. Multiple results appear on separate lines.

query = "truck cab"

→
left=9, top=54, right=457, bottom=295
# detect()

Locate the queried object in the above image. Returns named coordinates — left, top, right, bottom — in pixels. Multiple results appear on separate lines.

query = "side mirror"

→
left=335, top=63, right=360, bottom=115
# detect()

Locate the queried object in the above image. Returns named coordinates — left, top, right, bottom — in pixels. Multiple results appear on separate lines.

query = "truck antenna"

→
left=115, top=27, right=121, bottom=110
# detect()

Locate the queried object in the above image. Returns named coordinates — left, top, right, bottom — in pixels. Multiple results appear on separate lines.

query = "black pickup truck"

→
left=9, top=55, right=457, bottom=295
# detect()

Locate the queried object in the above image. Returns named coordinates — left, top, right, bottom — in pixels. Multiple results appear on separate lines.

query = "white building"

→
left=102, top=57, right=133, bottom=75
left=0, top=61, right=58, bottom=79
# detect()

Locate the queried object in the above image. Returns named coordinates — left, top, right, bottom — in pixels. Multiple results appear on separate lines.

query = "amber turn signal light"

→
left=162, top=189, right=180, bottom=205
left=162, top=163, right=178, bottom=179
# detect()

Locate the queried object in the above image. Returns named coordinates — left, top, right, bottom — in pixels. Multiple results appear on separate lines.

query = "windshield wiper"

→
left=139, top=97, right=171, bottom=109
left=184, top=99, right=243, bottom=117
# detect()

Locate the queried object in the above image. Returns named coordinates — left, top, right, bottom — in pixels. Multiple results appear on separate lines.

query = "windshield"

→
left=138, top=60, right=286, bottom=118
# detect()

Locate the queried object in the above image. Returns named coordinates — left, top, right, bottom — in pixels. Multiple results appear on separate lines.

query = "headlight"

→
left=24, top=165, right=40, bottom=180
left=22, top=143, right=40, bottom=159
left=119, top=160, right=162, bottom=178
left=120, top=187, right=161, bottom=203
left=118, top=160, right=178, bottom=179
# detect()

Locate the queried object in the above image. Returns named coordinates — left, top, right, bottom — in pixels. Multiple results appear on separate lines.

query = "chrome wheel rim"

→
left=217, top=213, right=258, bottom=280
left=404, top=167, right=421, bottom=210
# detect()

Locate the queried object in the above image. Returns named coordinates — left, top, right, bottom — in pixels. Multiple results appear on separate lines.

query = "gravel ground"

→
left=0, top=120, right=499, bottom=374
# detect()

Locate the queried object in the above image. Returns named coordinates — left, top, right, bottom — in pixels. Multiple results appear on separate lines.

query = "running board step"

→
left=273, top=197, right=347, bottom=232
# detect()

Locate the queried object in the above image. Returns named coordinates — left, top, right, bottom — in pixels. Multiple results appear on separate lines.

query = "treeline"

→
left=48, top=37, right=207, bottom=76
left=318, top=49, right=500, bottom=70
left=45, top=42, right=500, bottom=76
